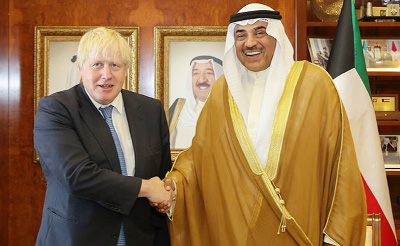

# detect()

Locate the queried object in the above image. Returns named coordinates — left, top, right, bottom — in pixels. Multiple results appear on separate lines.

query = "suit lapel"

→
left=77, top=85, right=122, bottom=173
left=122, top=91, right=144, bottom=177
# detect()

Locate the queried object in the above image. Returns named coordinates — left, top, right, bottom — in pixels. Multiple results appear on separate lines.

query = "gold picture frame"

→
left=154, top=26, right=227, bottom=161
left=33, top=26, right=139, bottom=163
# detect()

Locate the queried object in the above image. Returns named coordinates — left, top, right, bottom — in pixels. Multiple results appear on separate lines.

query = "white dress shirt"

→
left=86, top=90, right=136, bottom=176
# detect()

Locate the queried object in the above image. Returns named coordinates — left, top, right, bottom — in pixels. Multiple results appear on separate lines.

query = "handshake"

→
left=142, top=177, right=175, bottom=213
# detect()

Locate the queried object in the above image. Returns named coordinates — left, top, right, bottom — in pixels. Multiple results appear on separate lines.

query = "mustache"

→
left=244, top=47, right=263, bottom=51
left=196, top=82, right=210, bottom=87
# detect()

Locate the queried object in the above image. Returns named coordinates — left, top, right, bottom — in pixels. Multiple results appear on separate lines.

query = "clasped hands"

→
left=145, top=177, right=175, bottom=213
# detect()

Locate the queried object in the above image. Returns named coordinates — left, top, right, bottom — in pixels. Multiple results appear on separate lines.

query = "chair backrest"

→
left=365, top=213, right=381, bottom=246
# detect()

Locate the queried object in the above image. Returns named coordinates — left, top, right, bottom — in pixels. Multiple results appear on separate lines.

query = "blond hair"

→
left=77, top=27, right=131, bottom=68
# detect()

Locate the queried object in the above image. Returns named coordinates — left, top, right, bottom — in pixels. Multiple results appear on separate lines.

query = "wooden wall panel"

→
left=295, top=0, right=308, bottom=61
left=0, top=0, right=9, bottom=244
left=5, top=0, right=296, bottom=244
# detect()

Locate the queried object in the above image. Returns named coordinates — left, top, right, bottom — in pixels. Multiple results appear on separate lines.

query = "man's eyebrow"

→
left=235, top=26, right=266, bottom=34
left=254, top=26, right=267, bottom=31
left=193, top=68, right=214, bottom=72
left=235, top=29, right=245, bottom=34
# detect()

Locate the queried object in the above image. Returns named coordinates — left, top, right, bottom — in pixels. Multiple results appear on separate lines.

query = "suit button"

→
left=112, top=232, right=118, bottom=239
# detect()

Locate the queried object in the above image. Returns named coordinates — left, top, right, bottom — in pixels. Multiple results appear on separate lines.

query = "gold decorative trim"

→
left=228, top=89, right=293, bottom=226
left=248, top=192, right=264, bottom=229
left=266, top=61, right=304, bottom=179
left=308, top=62, right=347, bottom=241
left=229, top=62, right=312, bottom=241
left=322, top=68, right=346, bottom=242
left=228, top=89, right=264, bottom=175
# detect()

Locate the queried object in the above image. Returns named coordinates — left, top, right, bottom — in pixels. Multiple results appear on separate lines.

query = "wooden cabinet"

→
left=296, top=0, right=400, bottom=243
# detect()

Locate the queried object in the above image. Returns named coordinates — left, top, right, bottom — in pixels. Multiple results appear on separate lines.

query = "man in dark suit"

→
left=34, top=27, right=173, bottom=246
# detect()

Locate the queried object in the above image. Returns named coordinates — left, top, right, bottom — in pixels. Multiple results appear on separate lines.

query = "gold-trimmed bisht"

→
left=228, top=61, right=306, bottom=235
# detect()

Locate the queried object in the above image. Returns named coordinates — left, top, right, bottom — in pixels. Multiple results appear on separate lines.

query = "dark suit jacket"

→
left=34, top=84, right=171, bottom=246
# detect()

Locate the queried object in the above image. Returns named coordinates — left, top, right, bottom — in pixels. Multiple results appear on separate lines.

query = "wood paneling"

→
left=0, top=0, right=9, bottom=244
left=295, top=0, right=307, bottom=61
left=3, top=0, right=296, bottom=244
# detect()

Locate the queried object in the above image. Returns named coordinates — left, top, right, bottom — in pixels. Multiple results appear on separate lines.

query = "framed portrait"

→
left=307, top=37, right=333, bottom=69
left=154, top=26, right=227, bottom=160
left=33, top=26, right=139, bottom=162
left=361, top=39, right=400, bottom=72
left=380, top=135, right=400, bottom=169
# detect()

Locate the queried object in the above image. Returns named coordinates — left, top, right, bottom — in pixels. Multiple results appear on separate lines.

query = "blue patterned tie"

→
left=99, top=105, right=127, bottom=246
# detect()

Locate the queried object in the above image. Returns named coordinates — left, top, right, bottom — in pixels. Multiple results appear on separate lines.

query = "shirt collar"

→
left=85, top=88, right=124, bottom=115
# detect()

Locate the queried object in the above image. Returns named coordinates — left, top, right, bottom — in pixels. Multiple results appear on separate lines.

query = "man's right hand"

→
left=149, top=177, right=176, bottom=213
left=140, top=177, right=174, bottom=206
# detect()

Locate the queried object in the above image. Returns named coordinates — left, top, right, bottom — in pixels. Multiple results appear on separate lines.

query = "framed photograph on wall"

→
left=33, top=26, right=139, bottom=162
left=307, top=37, right=333, bottom=69
left=361, top=39, right=400, bottom=72
left=154, top=26, right=227, bottom=160
left=380, top=135, right=400, bottom=169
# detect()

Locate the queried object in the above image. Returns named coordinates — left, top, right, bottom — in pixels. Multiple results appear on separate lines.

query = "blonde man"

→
left=34, top=27, right=173, bottom=246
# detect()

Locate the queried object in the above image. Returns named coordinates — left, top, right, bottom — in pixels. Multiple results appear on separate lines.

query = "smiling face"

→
left=191, top=61, right=216, bottom=102
left=79, top=52, right=127, bottom=105
left=234, top=21, right=277, bottom=72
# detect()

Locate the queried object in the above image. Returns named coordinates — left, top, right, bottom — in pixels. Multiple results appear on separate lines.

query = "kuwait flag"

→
left=326, top=0, right=397, bottom=244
